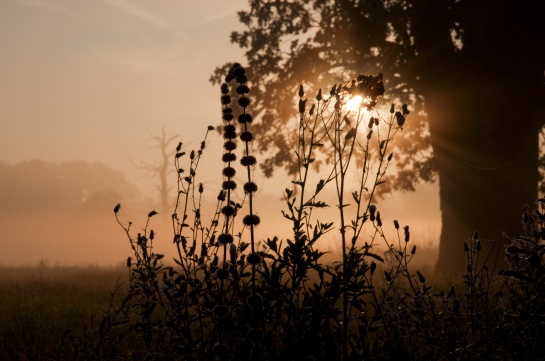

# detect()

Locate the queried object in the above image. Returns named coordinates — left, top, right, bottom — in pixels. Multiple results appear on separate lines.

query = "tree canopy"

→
left=213, top=0, right=545, bottom=273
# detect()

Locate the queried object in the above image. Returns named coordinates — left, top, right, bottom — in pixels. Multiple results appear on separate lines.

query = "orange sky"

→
left=0, top=0, right=440, bottom=266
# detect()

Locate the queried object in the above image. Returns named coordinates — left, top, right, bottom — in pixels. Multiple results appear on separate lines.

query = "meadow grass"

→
left=0, top=263, right=127, bottom=360
left=3, top=66, right=545, bottom=360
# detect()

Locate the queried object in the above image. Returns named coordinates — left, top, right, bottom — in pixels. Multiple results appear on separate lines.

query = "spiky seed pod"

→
left=246, top=293, right=263, bottom=307
left=222, top=180, right=237, bottom=191
left=199, top=183, right=203, bottom=193
left=417, top=271, right=426, bottom=284
left=218, top=233, right=234, bottom=245
left=213, top=342, right=229, bottom=359
left=223, top=129, right=237, bottom=139
left=247, top=252, right=262, bottom=265
left=236, top=84, right=250, bottom=94
left=222, top=112, right=234, bottom=121
left=395, top=111, right=405, bottom=128
left=411, top=245, right=417, bottom=254
left=374, top=117, right=379, bottom=126
left=126, top=257, right=132, bottom=267
left=299, top=99, right=307, bottom=114
left=394, top=220, right=399, bottom=229
left=240, top=131, right=253, bottom=142
left=216, top=268, right=230, bottom=280
left=243, top=182, right=258, bottom=194
left=221, top=95, right=231, bottom=105
left=224, top=124, right=236, bottom=132
left=213, top=305, right=229, bottom=318
left=298, top=84, right=304, bottom=97
left=368, top=118, right=374, bottom=128
left=329, top=84, right=336, bottom=96
left=238, top=97, right=251, bottom=107
left=388, top=153, right=393, bottom=161
left=367, top=129, right=373, bottom=139
left=208, top=125, right=215, bottom=131
left=369, top=205, right=377, bottom=218
left=233, top=66, right=245, bottom=76
left=221, top=83, right=229, bottom=94
left=376, top=211, right=382, bottom=227
left=240, top=155, right=257, bottom=166
left=404, top=225, right=410, bottom=242
left=223, top=141, right=236, bottom=151
left=402, top=103, right=410, bottom=116
left=309, top=104, right=315, bottom=116
left=217, top=190, right=226, bottom=201
left=238, top=113, right=253, bottom=123
left=222, top=153, right=237, bottom=162
left=236, top=74, right=248, bottom=84
left=222, top=166, right=236, bottom=178
left=243, top=214, right=261, bottom=226
left=390, top=104, right=395, bottom=113
left=222, top=205, right=236, bottom=216
left=316, top=88, right=322, bottom=101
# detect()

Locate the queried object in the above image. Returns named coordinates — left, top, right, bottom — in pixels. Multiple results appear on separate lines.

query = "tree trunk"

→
left=411, top=0, right=544, bottom=275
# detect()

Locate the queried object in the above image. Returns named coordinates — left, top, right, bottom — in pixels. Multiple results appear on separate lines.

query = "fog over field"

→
left=0, top=0, right=441, bottom=267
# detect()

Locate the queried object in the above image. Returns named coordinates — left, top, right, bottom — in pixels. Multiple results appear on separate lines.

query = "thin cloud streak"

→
left=99, top=0, right=170, bottom=28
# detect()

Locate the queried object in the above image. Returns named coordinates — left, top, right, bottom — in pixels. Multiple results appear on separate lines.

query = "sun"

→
left=346, top=95, right=363, bottom=113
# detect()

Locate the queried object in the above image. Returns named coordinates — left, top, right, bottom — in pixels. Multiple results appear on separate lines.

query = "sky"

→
left=0, top=0, right=440, bottom=266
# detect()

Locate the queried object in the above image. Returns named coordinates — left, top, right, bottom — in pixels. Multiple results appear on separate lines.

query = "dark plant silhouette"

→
left=211, top=0, right=545, bottom=274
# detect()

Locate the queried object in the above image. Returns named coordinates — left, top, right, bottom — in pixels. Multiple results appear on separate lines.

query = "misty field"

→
left=0, top=264, right=127, bottom=360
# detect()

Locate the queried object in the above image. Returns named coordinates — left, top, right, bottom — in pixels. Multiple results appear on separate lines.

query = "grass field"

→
left=0, top=263, right=127, bottom=360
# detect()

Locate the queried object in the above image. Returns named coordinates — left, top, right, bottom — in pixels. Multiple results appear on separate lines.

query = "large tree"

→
left=212, top=0, right=545, bottom=273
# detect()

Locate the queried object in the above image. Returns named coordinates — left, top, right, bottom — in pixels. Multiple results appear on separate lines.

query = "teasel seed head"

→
left=236, top=84, right=250, bottom=94
left=215, top=267, right=230, bottom=281
left=238, top=96, right=251, bottom=108
left=241, top=155, right=257, bottom=166
left=223, top=141, right=236, bottom=151
left=238, top=113, right=253, bottom=123
left=299, top=98, right=307, bottom=114
left=223, top=129, right=237, bottom=139
left=222, top=166, right=236, bottom=178
left=243, top=181, right=258, bottom=194
left=218, top=233, right=234, bottom=245
left=221, top=205, right=236, bottom=216
left=222, top=112, right=234, bottom=121
left=402, top=103, right=410, bottom=116
left=316, top=88, right=322, bottom=101
left=233, top=65, right=245, bottom=76
left=247, top=252, right=262, bottom=265
left=222, top=153, right=237, bottom=162
left=243, top=214, right=261, bottom=226
left=221, top=95, right=231, bottom=105
left=240, top=131, right=253, bottom=142
left=222, top=180, right=237, bottom=191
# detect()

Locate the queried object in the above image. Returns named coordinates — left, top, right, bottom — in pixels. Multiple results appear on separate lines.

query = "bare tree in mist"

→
left=212, top=0, right=545, bottom=274
left=134, top=127, right=179, bottom=217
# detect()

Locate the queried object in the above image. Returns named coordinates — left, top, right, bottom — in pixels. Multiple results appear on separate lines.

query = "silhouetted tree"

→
left=134, top=127, right=178, bottom=216
left=212, top=0, right=545, bottom=273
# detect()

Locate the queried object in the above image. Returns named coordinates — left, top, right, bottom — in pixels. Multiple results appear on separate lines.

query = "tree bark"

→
left=412, top=0, right=544, bottom=274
